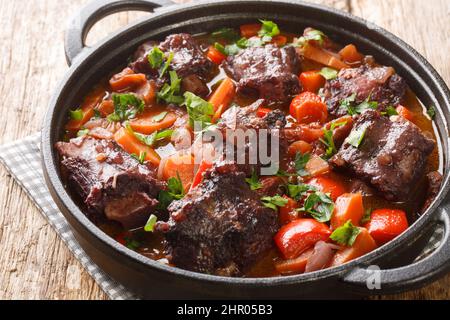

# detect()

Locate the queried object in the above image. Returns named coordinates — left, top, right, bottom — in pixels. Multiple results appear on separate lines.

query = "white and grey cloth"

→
left=0, top=133, right=443, bottom=299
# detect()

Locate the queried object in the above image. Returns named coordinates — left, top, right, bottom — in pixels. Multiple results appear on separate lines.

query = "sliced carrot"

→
left=278, top=196, right=299, bottom=225
left=191, top=159, right=213, bottom=190
left=288, top=140, right=313, bottom=156
left=299, top=71, right=326, bottom=93
left=303, top=44, right=349, bottom=70
left=396, top=105, right=414, bottom=121
left=207, top=46, right=227, bottom=64
left=209, top=77, right=235, bottom=122
left=290, top=92, right=328, bottom=124
left=109, top=68, right=146, bottom=92
left=240, top=23, right=261, bottom=38
left=162, top=152, right=196, bottom=192
left=330, top=228, right=377, bottom=266
left=114, top=127, right=161, bottom=166
left=284, top=125, right=324, bottom=143
left=135, top=80, right=157, bottom=105
left=256, top=107, right=272, bottom=118
left=307, top=176, right=346, bottom=201
left=129, top=109, right=177, bottom=135
left=338, top=44, right=364, bottom=64
left=275, top=248, right=314, bottom=275
left=365, top=209, right=409, bottom=245
left=96, top=100, right=114, bottom=117
left=331, top=193, right=364, bottom=230
left=66, top=86, right=106, bottom=132
left=272, top=35, right=287, bottom=47
left=305, top=155, right=330, bottom=177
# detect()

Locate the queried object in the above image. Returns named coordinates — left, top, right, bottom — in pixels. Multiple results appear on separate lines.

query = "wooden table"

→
left=0, top=0, right=449, bottom=300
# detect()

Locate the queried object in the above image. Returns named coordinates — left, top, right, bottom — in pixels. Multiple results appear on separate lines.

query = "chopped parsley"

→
left=76, top=128, right=89, bottom=137
left=183, top=92, right=214, bottom=130
left=330, top=220, right=361, bottom=246
left=69, top=109, right=83, bottom=121
left=144, top=214, right=158, bottom=232
left=294, top=152, right=311, bottom=177
left=383, top=105, right=399, bottom=116
left=258, top=20, right=280, bottom=42
left=341, top=94, right=378, bottom=116
left=158, top=173, right=185, bottom=210
left=125, top=237, right=141, bottom=250
left=151, top=111, right=168, bottom=123
left=245, top=169, right=262, bottom=191
left=159, top=52, right=174, bottom=77
left=346, top=123, right=368, bottom=148
left=287, top=183, right=316, bottom=200
left=130, top=151, right=146, bottom=164
left=301, top=191, right=334, bottom=222
left=107, top=93, right=145, bottom=122
left=211, top=27, right=240, bottom=41
left=295, top=28, right=327, bottom=47
left=360, top=208, right=372, bottom=225
left=319, top=67, right=338, bottom=80
left=320, top=121, right=347, bottom=159
left=157, top=70, right=184, bottom=105
left=427, top=106, right=436, bottom=119
left=125, top=122, right=173, bottom=147
left=261, top=195, right=288, bottom=211
left=147, top=46, right=165, bottom=69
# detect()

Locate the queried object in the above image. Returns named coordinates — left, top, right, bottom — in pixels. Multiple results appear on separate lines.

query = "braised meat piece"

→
left=330, top=110, right=435, bottom=200
left=223, top=44, right=301, bottom=105
left=56, top=137, right=163, bottom=229
left=422, top=171, right=443, bottom=212
left=162, top=162, right=279, bottom=276
left=323, top=63, right=407, bottom=117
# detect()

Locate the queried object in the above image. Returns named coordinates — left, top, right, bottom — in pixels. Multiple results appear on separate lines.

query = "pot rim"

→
left=42, top=0, right=450, bottom=286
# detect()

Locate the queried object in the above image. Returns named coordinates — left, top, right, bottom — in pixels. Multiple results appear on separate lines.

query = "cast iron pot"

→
left=42, top=0, right=450, bottom=299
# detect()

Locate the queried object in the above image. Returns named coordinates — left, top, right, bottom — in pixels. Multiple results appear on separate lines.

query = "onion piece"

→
left=305, top=241, right=340, bottom=273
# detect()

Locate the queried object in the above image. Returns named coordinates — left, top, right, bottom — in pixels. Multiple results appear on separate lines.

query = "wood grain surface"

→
left=0, top=0, right=449, bottom=300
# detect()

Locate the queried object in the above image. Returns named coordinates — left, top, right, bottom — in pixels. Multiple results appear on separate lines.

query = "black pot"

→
left=41, top=0, right=450, bottom=299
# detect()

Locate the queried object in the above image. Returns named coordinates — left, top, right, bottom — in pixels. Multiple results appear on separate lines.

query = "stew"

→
left=56, top=21, right=442, bottom=277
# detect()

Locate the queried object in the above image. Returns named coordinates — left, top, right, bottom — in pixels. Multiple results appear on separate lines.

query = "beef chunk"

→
left=162, top=162, right=279, bottom=276
left=56, top=137, right=163, bottom=229
left=323, top=63, right=407, bottom=117
left=158, top=33, right=214, bottom=80
left=223, top=44, right=301, bottom=105
left=422, top=171, right=443, bottom=211
left=129, top=40, right=160, bottom=76
left=330, top=110, right=435, bottom=200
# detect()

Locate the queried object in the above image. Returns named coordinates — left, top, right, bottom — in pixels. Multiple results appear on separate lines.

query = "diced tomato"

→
left=278, top=196, right=299, bottom=225
left=256, top=107, right=272, bottom=118
left=240, top=23, right=261, bottom=38
left=288, top=140, right=313, bottom=156
left=290, top=92, right=328, bottom=124
left=364, top=209, right=409, bottom=245
left=299, top=71, right=326, bottom=93
left=306, top=176, right=346, bottom=201
left=274, top=219, right=331, bottom=259
left=330, top=227, right=377, bottom=266
left=275, top=248, right=314, bottom=275
left=331, top=193, right=364, bottom=229
left=191, top=160, right=213, bottom=190
left=207, top=46, right=227, bottom=64
left=396, top=105, right=414, bottom=121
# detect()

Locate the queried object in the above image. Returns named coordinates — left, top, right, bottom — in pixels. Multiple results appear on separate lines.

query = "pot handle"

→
left=65, top=0, right=175, bottom=66
left=342, top=205, right=450, bottom=294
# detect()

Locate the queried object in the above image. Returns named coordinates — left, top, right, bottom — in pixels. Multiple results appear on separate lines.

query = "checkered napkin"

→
left=0, top=133, right=444, bottom=299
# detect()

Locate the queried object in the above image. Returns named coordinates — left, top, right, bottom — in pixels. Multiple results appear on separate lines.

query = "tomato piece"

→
left=207, top=46, right=227, bottom=64
left=290, top=92, right=328, bottom=124
left=307, top=176, right=346, bottom=201
left=274, top=219, right=331, bottom=259
left=299, top=71, right=326, bottom=93
left=191, top=160, right=213, bottom=190
left=396, top=105, right=414, bottom=121
left=331, top=193, right=364, bottom=230
left=364, top=209, right=409, bottom=245
left=278, top=196, right=299, bottom=225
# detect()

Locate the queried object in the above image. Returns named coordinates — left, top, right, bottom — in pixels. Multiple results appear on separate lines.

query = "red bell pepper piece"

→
left=278, top=196, right=299, bottom=225
left=190, top=160, right=213, bottom=190
left=364, top=209, right=409, bottom=245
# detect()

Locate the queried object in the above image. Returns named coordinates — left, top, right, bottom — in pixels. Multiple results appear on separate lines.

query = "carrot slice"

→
left=66, top=86, right=106, bottom=132
left=190, top=159, right=213, bottom=190
left=96, top=100, right=114, bottom=117
left=129, top=109, right=177, bottom=135
left=275, top=248, right=314, bottom=275
left=272, top=35, right=287, bottom=47
left=396, top=105, right=414, bottom=121
left=209, top=77, right=235, bottom=121
left=114, top=127, right=161, bottom=166
left=299, top=71, right=326, bottom=93
left=331, top=193, right=364, bottom=230
left=109, top=68, right=146, bottom=92
left=207, top=46, right=227, bottom=64
left=162, top=152, right=196, bottom=192
left=290, top=92, right=328, bottom=124
left=240, top=23, right=261, bottom=38
left=305, top=155, right=330, bottom=177
left=303, top=44, right=349, bottom=70
left=330, top=228, right=377, bottom=266
left=288, top=141, right=313, bottom=156
left=339, top=44, right=364, bottom=64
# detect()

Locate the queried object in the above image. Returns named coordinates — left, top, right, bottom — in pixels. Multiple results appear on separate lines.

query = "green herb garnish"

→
left=107, top=93, right=145, bottom=122
left=157, top=172, right=185, bottom=210
left=245, top=169, right=263, bottom=191
left=287, top=183, right=316, bottom=200
left=147, top=46, right=165, bottom=69
left=301, top=191, right=334, bottom=222
left=258, top=20, right=280, bottom=42
left=152, top=111, right=168, bottom=123
left=346, top=124, right=368, bottom=148
left=159, top=51, right=174, bottom=77
left=261, top=195, right=288, bottom=211
left=77, top=128, right=89, bottom=137
left=183, top=92, right=214, bottom=130
left=294, top=152, right=311, bottom=177
left=360, top=208, right=372, bottom=225
left=427, top=106, right=436, bottom=119
left=70, top=109, right=83, bottom=121
left=125, top=122, right=173, bottom=147
left=383, top=105, right=399, bottom=116
left=144, top=214, right=158, bottom=232
left=125, top=237, right=141, bottom=250
left=319, top=67, right=338, bottom=80
left=330, top=220, right=361, bottom=246
left=295, top=28, right=327, bottom=47
left=157, top=70, right=184, bottom=105
left=211, top=27, right=240, bottom=41
left=130, top=151, right=146, bottom=164
left=320, top=121, right=347, bottom=159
